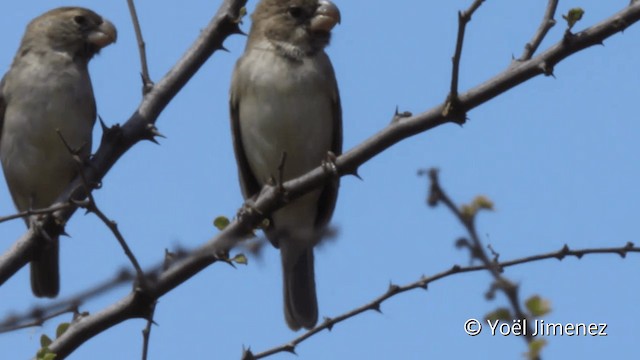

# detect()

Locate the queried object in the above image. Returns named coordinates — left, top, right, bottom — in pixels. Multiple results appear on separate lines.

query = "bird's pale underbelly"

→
left=1, top=95, right=93, bottom=210
left=239, top=71, right=333, bottom=238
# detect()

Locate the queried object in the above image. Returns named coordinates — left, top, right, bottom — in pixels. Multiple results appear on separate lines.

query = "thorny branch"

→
left=0, top=203, right=71, bottom=225
left=244, top=240, right=639, bottom=359
left=0, top=266, right=141, bottom=333
left=56, top=127, right=146, bottom=283
left=141, top=301, right=157, bottom=360
left=127, top=0, right=154, bottom=93
left=444, top=0, right=485, bottom=123
left=520, top=0, right=559, bottom=61
left=426, top=169, right=537, bottom=355
left=75, top=175, right=146, bottom=284
left=0, top=303, right=79, bottom=333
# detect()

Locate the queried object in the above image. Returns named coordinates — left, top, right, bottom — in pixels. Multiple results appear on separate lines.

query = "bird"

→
left=230, top=0, right=342, bottom=330
left=0, top=7, right=117, bottom=297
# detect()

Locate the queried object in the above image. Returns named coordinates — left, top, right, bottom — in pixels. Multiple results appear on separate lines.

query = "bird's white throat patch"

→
left=270, top=39, right=306, bottom=61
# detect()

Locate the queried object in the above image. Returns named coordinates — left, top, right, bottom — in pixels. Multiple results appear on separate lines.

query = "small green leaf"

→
left=42, top=353, right=57, bottom=360
left=460, top=204, right=476, bottom=220
left=562, top=8, right=585, bottom=29
left=233, top=7, right=248, bottom=24
left=473, top=195, right=494, bottom=211
left=40, top=334, right=52, bottom=348
left=37, top=336, right=57, bottom=360
left=213, top=216, right=230, bottom=230
left=526, top=339, right=547, bottom=359
left=231, top=253, right=249, bottom=265
left=461, top=195, right=495, bottom=220
left=525, top=295, right=552, bottom=317
left=485, top=307, right=512, bottom=322
left=56, top=322, right=70, bottom=338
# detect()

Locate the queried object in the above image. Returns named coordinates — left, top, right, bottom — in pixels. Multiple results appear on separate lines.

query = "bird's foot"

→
left=321, top=151, right=339, bottom=178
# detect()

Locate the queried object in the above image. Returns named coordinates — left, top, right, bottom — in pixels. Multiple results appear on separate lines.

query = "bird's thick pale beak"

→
left=310, top=0, right=341, bottom=32
left=87, top=18, right=117, bottom=48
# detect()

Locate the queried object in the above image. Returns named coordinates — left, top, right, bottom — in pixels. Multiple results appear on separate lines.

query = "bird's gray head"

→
left=21, top=7, right=117, bottom=60
left=251, top=0, right=341, bottom=57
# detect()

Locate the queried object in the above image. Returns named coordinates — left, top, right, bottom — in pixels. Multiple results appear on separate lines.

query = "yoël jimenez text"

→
left=487, top=319, right=608, bottom=337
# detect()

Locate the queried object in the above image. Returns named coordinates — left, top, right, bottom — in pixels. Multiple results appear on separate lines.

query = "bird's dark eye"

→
left=74, top=15, right=87, bottom=26
left=288, top=6, right=303, bottom=19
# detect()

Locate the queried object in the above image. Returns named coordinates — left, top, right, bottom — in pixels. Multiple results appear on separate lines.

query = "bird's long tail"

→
left=30, top=235, right=59, bottom=298
left=282, top=247, right=318, bottom=331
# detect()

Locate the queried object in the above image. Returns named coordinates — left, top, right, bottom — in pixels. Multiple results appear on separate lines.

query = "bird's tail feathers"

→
left=30, top=234, right=60, bottom=298
left=282, top=246, right=317, bottom=331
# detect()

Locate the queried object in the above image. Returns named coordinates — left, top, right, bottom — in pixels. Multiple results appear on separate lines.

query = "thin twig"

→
left=427, top=169, right=536, bottom=352
left=141, top=301, right=157, bottom=360
left=127, top=0, right=154, bottom=94
left=73, top=155, right=146, bottom=284
left=80, top=197, right=146, bottom=284
left=56, top=129, right=147, bottom=284
left=0, top=304, right=78, bottom=333
left=0, top=247, right=195, bottom=333
left=444, top=0, right=485, bottom=122
left=0, top=267, right=139, bottom=333
left=0, top=203, right=71, bottom=224
left=246, top=242, right=639, bottom=359
left=520, top=0, right=559, bottom=61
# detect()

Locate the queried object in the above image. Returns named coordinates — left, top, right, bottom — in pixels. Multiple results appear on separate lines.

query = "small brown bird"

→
left=230, top=0, right=342, bottom=330
left=0, top=7, right=117, bottom=297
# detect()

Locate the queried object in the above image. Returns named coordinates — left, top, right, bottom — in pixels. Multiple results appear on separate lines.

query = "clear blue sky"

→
left=1, top=1, right=638, bottom=359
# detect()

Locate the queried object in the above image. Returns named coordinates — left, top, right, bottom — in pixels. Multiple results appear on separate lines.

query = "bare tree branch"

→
left=0, top=203, right=71, bottom=224
left=0, top=267, right=138, bottom=333
left=244, top=242, right=639, bottom=359
left=126, top=0, right=154, bottom=93
left=0, top=303, right=78, bottom=334
left=444, top=0, right=485, bottom=123
left=520, top=0, right=559, bottom=61
left=78, top=193, right=145, bottom=283
left=426, top=168, right=537, bottom=355
left=140, top=301, right=156, bottom=360
left=58, top=127, right=146, bottom=282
